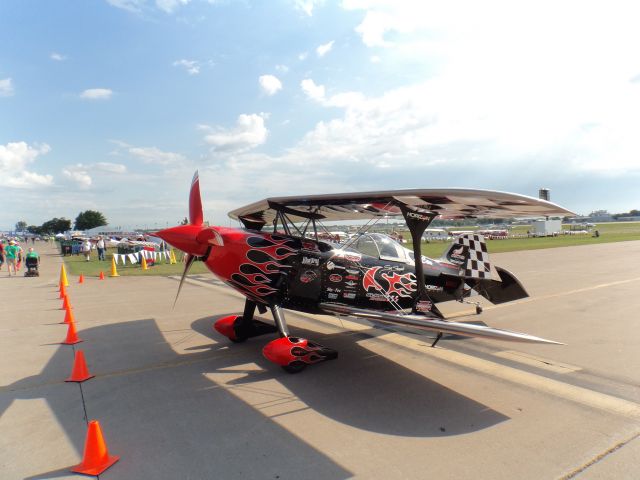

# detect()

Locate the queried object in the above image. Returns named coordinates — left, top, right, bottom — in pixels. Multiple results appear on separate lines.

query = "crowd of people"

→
left=0, top=237, right=40, bottom=277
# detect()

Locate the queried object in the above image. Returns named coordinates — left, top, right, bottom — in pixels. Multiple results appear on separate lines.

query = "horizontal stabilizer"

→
left=474, top=266, right=529, bottom=304
left=320, top=303, right=563, bottom=345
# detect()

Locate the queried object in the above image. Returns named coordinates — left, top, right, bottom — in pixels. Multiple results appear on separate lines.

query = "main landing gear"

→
left=214, top=300, right=337, bottom=373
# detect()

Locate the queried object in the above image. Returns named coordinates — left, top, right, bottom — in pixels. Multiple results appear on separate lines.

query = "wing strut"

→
left=399, top=205, right=442, bottom=316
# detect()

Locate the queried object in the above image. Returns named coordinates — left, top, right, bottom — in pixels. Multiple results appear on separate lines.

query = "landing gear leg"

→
left=431, top=332, right=443, bottom=348
left=270, top=304, right=290, bottom=337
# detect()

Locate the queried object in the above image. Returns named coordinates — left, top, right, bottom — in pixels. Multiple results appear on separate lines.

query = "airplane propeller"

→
left=174, top=171, right=204, bottom=306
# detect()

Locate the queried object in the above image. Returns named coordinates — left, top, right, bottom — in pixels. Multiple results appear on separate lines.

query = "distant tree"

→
left=75, top=210, right=108, bottom=231
left=41, top=218, right=71, bottom=234
left=15, top=220, right=27, bottom=232
left=27, top=225, right=42, bottom=234
left=180, top=217, right=189, bottom=225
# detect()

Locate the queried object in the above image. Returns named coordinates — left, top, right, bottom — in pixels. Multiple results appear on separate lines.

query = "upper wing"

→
left=228, top=188, right=575, bottom=227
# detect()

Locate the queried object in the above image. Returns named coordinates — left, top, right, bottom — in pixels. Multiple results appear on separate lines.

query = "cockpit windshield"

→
left=346, top=233, right=410, bottom=263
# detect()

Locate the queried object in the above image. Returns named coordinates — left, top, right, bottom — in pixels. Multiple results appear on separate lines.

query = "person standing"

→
left=5, top=240, right=18, bottom=276
left=15, top=242, right=23, bottom=271
left=82, top=239, right=92, bottom=261
left=96, top=236, right=106, bottom=261
left=0, top=241, right=5, bottom=270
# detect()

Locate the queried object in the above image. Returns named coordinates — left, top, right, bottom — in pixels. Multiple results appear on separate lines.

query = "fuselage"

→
left=200, top=227, right=464, bottom=314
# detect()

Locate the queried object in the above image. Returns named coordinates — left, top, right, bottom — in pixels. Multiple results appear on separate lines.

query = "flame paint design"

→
left=229, top=234, right=299, bottom=299
left=363, top=266, right=417, bottom=300
left=380, top=271, right=417, bottom=298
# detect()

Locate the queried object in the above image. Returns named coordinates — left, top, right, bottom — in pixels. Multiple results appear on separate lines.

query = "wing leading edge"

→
left=228, top=188, right=574, bottom=228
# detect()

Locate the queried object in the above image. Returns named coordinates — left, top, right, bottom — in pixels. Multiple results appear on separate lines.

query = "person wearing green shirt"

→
left=26, top=247, right=40, bottom=262
left=5, top=240, right=19, bottom=276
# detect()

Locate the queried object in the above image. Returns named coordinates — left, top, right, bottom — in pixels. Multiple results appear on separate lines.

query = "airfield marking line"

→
left=484, top=276, right=640, bottom=311
left=559, top=431, right=640, bottom=480
left=361, top=332, right=640, bottom=420
left=493, top=350, right=582, bottom=374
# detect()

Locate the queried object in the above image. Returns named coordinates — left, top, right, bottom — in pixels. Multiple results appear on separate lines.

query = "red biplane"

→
left=156, top=172, right=573, bottom=373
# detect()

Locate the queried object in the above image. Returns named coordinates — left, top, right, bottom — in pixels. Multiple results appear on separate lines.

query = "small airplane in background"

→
left=156, top=172, right=574, bottom=373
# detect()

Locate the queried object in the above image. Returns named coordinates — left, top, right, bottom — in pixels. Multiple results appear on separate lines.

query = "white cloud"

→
left=0, top=142, right=53, bottom=188
left=202, top=114, right=268, bottom=152
left=50, top=52, right=67, bottom=61
left=173, top=59, right=200, bottom=75
left=63, top=166, right=92, bottom=189
left=106, top=0, right=190, bottom=14
left=259, top=75, right=282, bottom=96
left=105, top=0, right=144, bottom=13
left=111, top=140, right=186, bottom=165
left=298, top=52, right=308, bottom=61
left=275, top=64, right=289, bottom=74
left=94, top=162, right=127, bottom=173
left=301, top=78, right=325, bottom=101
left=130, top=146, right=185, bottom=164
left=80, top=88, right=113, bottom=100
left=293, top=0, right=324, bottom=16
left=0, top=78, right=14, bottom=97
left=156, top=0, right=190, bottom=13
left=316, top=40, right=334, bottom=57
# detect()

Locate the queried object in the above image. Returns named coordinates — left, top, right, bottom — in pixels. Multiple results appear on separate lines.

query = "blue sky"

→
left=1, top=0, right=639, bottom=230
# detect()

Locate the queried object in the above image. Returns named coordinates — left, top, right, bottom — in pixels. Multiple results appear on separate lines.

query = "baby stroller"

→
left=24, top=256, right=40, bottom=277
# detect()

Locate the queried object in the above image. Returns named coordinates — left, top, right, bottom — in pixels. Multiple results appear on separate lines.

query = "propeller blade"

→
left=189, top=170, right=204, bottom=226
left=173, top=254, right=197, bottom=308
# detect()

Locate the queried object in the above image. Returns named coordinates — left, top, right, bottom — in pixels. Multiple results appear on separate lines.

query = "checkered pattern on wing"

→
left=457, top=234, right=492, bottom=279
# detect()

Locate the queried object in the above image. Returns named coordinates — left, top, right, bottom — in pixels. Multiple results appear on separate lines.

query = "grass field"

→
left=63, top=248, right=210, bottom=278
left=60, top=222, right=640, bottom=277
left=412, top=222, right=640, bottom=258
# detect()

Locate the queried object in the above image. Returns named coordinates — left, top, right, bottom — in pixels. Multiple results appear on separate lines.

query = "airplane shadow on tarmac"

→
left=1, top=314, right=507, bottom=480
left=190, top=314, right=509, bottom=438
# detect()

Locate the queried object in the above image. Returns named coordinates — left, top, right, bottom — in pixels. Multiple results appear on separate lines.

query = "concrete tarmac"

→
left=1, top=241, right=639, bottom=479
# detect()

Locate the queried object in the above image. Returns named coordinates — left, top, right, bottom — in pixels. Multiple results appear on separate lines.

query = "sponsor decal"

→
left=326, top=287, right=342, bottom=293
left=406, top=211, right=431, bottom=221
left=366, top=292, right=399, bottom=302
left=345, top=275, right=359, bottom=281
left=329, top=274, right=342, bottom=283
left=302, top=241, right=319, bottom=251
left=416, top=300, right=433, bottom=312
left=328, top=293, right=339, bottom=300
left=342, top=292, right=356, bottom=300
left=382, top=265, right=405, bottom=272
left=344, top=280, right=357, bottom=288
left=300, top=270, right=317, bottom=284
left=326, top=261, right=345, bottom=271
left=450, top=246, right=466, bottom=264
left=301, top=256, right=320, bottom=266
left=346, top=268, right=360, bottom=275
left=425, top=284, right=444, bottom=293
left=344, top=253, right=362, bottom=263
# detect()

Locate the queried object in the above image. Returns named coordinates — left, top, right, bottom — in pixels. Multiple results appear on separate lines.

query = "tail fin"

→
left=442, top=234, right=492, bottom=279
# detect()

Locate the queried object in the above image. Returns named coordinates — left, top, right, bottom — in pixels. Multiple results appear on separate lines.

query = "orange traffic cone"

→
left=65, top=350, right=94, bottom=382
left=78, top=274, right=85, bottom=284
left=62, top=305, right=75, bottom=324
left=61, top=294, right=73, bottom=311
left=62, top=321, right=82, bottom=345
left=59, top=282, right=67, bottom=299
left=99, top=271, right=105, bottom=280
left=60, top=264, right=69, bottom=287
left=71, top=420, right=119, bottom=476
